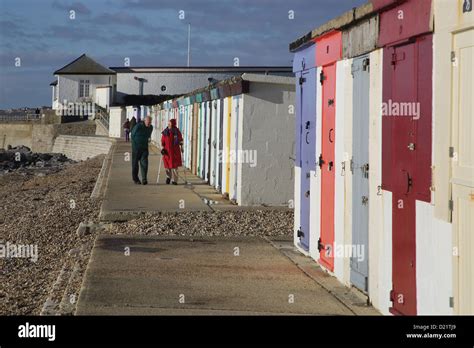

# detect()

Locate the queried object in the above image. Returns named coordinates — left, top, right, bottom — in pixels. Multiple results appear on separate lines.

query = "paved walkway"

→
left=99, top=141, right=242, bottom=221
left=76, top=236, right=379, bottom=315
left=84, top=140, right=379, bottom=316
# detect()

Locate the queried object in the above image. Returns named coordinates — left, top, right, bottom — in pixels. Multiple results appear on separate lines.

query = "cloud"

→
left=51, top=0, right=91, bottom=15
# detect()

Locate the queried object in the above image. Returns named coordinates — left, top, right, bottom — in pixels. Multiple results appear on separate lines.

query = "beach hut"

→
left=154, top=73, right=295, bottom=206
left=292, top=42, right=317, bottom=253
left=432, top=0, right=474, bottom=315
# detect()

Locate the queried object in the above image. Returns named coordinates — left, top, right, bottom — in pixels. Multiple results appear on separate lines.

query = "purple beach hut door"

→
left=294, top=43, right=316, bottom=251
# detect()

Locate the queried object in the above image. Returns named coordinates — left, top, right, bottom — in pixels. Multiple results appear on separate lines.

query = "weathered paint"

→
left=382, top=34, right=433, bottom=315
left=308, top=66, right=324, bottom=261
left=342, top=15, right=379, bottom=59
left=416, top=200, right=452, bottom=314
left=218, top=98, right=224, bottom=191
left=205, top=101, right=211, bottom=182
left=192, top=103, right=199, bottom=175
left=225, top=97, right=232, bottom=194
left=293, top=43, right=317, bottom=250
left=334, top=59, right=352, bottom=284
left=238, top=77, right=295, bottom=206
left=451, top=24, right=474, bottom=314
left=378, top=0, right=434, bottom=47
left=316, top=31, right=342, bottom=272
left=367, top=49, right=393, bottom=314
left=433, top=0, right=474, bottom=222
left=350, top=55, right=370, bottom=292
left=230, top=95, right=242, bottom=202
left=210, top=100, right=217, bottom=186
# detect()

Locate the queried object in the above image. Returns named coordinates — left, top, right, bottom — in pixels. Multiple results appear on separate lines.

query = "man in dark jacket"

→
left=129, top=116, right=137, bottom=135
left=131, top=116, right=153, bottom=185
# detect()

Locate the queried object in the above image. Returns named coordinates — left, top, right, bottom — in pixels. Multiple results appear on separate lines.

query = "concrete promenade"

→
left=99, top=141, right=238, bottom=221
left=77, top=140, right=379, bottom=315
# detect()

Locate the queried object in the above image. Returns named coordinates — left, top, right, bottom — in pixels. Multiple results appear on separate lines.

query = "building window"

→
left=79, top=79, right=90, bottom=98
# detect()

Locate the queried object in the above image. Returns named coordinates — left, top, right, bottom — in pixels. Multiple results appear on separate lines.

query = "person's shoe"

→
left=134, top=180, right=141, bottom=185
left=166, top=178, right=171, bottom=185
left=142, top=180, right=148, bottom=185
left=172, top=181, right=178, bottom=185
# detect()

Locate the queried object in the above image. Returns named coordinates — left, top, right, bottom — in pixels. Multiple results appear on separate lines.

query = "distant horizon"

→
left=0, top=0, right=366, bottom=109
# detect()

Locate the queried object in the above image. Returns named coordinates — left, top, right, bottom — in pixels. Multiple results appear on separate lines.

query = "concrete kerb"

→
left=91, top=141, right=116, bottom=199
left=264, top=237, right=380, bottom=316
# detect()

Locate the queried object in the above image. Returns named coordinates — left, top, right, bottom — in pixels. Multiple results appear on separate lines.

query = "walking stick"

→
left=156, top=153, right=162, bottom=184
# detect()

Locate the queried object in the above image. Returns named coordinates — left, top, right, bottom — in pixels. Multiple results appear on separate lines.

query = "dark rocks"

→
left=0, top=145, right=75, bottom=175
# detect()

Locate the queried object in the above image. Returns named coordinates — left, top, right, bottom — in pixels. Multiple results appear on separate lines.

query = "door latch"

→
left=299, top=77, right=306, bottom=85
left=297, top=228, right=304, bottom=238
left=305, top=190, right=310, bottom=198
left=317, top=238, right=324, bottom=252
left=406, top=172, right=413, bottom=193
left=362, top=196, right=369, bottom=205
left=328, top=99, right=334, bottom=106
left=320, top=71, right=326, bottom=84
left=318, top=154, right=324, bottom=169
left=305, top=121, right=310, bottom=129
left=328, top=161, right=334, bottom=171
left=362, top=163, right=369, bottom=178
left=407, top=143, right=415, bottom=151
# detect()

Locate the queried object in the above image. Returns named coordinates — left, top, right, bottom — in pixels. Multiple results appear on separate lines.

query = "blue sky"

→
left=0, top=0, right=366, bottom=108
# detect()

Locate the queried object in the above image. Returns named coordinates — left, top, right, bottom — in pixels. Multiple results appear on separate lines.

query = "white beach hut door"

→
left=451, top=28, right=474, bottom=314
left=350, top=55, right=370, bottom=292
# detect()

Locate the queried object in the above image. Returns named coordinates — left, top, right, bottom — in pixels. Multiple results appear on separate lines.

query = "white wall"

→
left=95, top=86, right=111, bottom=110
left=334, top=59, right=353, bottom=286
left=109, top=106, right=126, bottom=139
left=240, top=82, right=295, bottom=206
left=57, top=74, right=114, bottom=105
left=367, top=49, right=392, bottom=313
left=115, top=72, right=241, bottom=103
left=308, top=66, right=324, bottom=261
left=416, top=200, right=453, bottom=315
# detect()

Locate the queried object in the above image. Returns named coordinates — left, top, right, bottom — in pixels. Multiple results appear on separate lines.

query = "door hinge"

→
left=449, top=199, right=454, bottom=211
left=449, top=146, right=455, bottom=158
left=363, top=58, right=370, bottom=71
left=449, top=296, right=454, bottom=308
left=389, top=289, right=395, bottom=302
left=451, top=51, right=456, bottom=63
left=320, top=71, right=326, bottom=84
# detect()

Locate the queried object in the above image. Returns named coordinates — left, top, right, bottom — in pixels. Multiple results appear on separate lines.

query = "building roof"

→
left=110, top=66, right=293, bottom=74
left=289, top=1, right=379, bottom=52
left=54, top=54, right=116, bottom=75
left=241, top=73, right=294, bottom=85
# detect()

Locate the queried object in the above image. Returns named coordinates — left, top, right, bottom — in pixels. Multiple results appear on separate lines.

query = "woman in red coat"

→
left=161, top=119, right=183, bottom=185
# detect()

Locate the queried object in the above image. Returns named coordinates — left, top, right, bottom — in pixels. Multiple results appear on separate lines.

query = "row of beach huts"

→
left=107, top=0, right=473, bottom=315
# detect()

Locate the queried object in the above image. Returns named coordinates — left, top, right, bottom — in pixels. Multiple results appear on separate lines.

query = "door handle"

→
left=362, top=196, right=369, bottom=205
left=406, top=171, right=413, bottom=194
left=305, top=131, right=310, bottom=144
left=329, top=128, right=334, bottom=143
left=317, top=238, right=324, bottom=252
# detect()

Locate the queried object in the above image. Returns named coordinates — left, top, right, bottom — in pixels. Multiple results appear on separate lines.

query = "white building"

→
left=51, top=54, right=292, bottom=119
left=51, top=54, right=116, bottom=116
